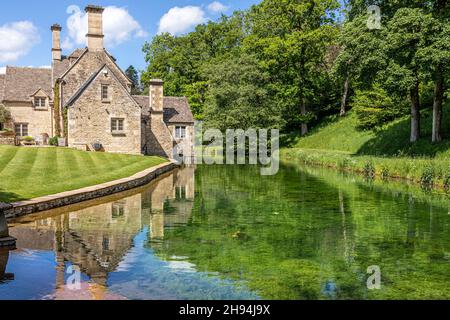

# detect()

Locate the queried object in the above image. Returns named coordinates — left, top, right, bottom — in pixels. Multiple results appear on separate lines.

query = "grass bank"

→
left=281, top=111, right=450, bottom=190
left=0, top=146, right=167, bottom=203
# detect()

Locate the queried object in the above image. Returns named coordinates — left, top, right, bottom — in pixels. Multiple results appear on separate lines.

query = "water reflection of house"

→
left=7, top=167, right=195, bottom=292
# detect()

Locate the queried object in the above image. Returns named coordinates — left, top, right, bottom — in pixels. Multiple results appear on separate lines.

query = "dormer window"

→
left=34, top=97, right=46, bottom=109
left=101, top=84, right=109, bottom=101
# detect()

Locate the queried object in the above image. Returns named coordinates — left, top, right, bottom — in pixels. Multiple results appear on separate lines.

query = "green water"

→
left=2, top=163, right=450, bottom=300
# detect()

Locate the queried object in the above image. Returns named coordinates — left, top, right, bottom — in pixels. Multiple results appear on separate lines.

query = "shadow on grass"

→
left=0, top=189, right=24, bottom=204
left=357, top=109, right=450, bottom=157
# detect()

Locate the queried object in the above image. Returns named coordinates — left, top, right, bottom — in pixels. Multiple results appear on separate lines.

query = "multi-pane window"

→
left=101, top=84, right=109, bottom=100
left=15, top=123, right=28, bottom=137
left=111, top=118, right=124, bottom=134
left=175, top=126, right=186, bottom=139
left=34, top=97, right=46, bottom=108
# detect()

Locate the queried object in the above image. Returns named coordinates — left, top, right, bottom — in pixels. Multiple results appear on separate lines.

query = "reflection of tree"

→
left=149, top=164, right=450, bottom=300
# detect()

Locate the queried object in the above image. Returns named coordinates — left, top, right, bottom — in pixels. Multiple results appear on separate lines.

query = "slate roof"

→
left=133, top=95, right=195, bottom=124
left=2, top=67, right=52, bottom=102
left=52, top=59, right=71, bottom=79
left=68, top=48, right=86, bottom=59
left=0, top=74, right=5, bottom=102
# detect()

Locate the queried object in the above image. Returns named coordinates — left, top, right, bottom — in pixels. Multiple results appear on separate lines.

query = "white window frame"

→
left=175, top=126, right=186, bottom=139
left=101, top=84, right=109, bottom=101
left=111, top=118, right=125, bottom=135
left=34, top=97, right=46, bottom=109
left=15, top=123, right=29, bottom=137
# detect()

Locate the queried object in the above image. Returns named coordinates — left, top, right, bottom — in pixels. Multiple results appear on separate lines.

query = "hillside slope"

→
left=285, top=109, right=450, bottom=158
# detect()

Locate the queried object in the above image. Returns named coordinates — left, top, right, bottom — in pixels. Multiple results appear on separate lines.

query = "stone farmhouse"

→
left=0, top=5, right=195, bottom=159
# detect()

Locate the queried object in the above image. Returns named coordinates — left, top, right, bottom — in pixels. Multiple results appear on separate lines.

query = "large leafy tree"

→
left=383, top=8, right=434, bottom=142
left=203, top=53, right=282, bottom=131
left=245, top=0, right=340, bottom=135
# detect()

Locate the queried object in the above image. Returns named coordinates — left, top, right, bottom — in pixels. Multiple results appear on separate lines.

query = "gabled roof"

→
left=68, top=48, right=85, bottom=60
left=52, top=59, right=70, bottom=80
left=65, top=64, right=140, bottom=110
left=2, top=67, right=52, bottom=102
left=133, top=95, right=195, bottom=124
left=0, top=74, right=5, bottom=102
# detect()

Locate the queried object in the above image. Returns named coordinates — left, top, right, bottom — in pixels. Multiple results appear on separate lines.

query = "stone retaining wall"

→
left=1, top=161, right=178, bottom=220
left=0, top=136, right=17, bottom=146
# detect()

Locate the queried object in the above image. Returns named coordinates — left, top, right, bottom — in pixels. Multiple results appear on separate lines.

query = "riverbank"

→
left=281, top=112, right=450, bottom=190
left=0, top=146, right=167, bottom=203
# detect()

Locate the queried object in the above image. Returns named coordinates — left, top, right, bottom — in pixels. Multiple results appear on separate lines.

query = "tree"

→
left=125, top=65, right=142, bottom=95
left=384, top=8, right=433, bottom=143
left=203, top=54, right=283, bottom=131
left=245, top=0, right=340, bottom=135
left=0, top=104, right=12, bottom=130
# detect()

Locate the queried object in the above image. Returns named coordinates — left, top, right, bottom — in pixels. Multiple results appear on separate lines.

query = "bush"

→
left=22, top=136, right=35, bottom=142
left=351, top=86, right=408, bottom=130
left=49, top=136, right=59, bottom=146
left=420, top=166, right=435, bottom=186
left=363, top=161, right=376, bottom=179
left=0, top=104, right=12, bottom=124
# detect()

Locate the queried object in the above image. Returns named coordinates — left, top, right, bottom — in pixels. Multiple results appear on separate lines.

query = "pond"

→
left=1, top=163, right=450, bottom=300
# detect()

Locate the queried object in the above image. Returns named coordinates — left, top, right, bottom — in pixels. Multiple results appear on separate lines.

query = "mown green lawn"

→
left=0, top=146, right=167, bottom=203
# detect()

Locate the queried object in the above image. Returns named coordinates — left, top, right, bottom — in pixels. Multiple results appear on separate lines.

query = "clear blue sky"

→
left=0, top=0, right=260, bottom=73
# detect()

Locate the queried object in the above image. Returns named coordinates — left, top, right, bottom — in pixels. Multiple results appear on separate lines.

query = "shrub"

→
left=351, top=86, right=408, bottom=130
left=22, top=136, right=35, bottom=142
left=380, top=166, right=390, bottom=180
left=363, top=161, right=376, bottom=179
left=420, top=166, right=435, bottom=186
left=49, top=136, right=59, bottom=146
left=0, top=104, right=12, bottom=124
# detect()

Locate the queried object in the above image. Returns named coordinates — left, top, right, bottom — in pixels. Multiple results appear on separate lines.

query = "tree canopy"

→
left=141, top=0, right=449, bottom=143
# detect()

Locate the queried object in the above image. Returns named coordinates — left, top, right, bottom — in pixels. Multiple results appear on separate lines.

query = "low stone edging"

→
left=1, top=161, right=179, bottom=220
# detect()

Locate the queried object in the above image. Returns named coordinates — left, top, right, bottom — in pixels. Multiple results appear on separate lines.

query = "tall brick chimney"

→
left=150, top=79, right=164, bottom=113
left=85, top=5, right=104, bottom=51
left=51, top=24, right=62, bottom=61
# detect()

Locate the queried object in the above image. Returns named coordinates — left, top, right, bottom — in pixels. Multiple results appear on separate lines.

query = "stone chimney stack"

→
left=150, top=79, right=164, bottom=113
left=51, top=24, right=62, bottom=61
left=85, top=5, right=104, bottom=51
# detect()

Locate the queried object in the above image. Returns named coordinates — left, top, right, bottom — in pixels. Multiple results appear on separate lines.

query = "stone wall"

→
left=68, top=67, right=141, bottom=154
left=1, top=162, right=179, bottom=220
left=167, top=124, right=195, bottom=160
left=5, top=102, right=53, bottom=138
left=143, top=113, right=174, bottom=158
left=62, top=51, right=130, bottom=107
left=0, top=135, right=17, bottom=146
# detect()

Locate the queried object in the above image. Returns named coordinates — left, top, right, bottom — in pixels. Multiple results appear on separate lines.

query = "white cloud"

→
left=0, top=21, right=40, bottom=63
left=65, top=5, right=148, bottom=49
left=0, top=67, right=6, bottom=74
left=208, top=1, right=229, bottom=13
left=158, top=6, right=207, bottom=35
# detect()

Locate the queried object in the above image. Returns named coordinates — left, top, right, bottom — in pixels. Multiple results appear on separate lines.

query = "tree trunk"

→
left=409, top=81, right=420, bottom=143
left=300, top=99, right=308, bottom=136
left=432, top=69, right=444, bottom=143
left=340, top=76, right=350, bottom=116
